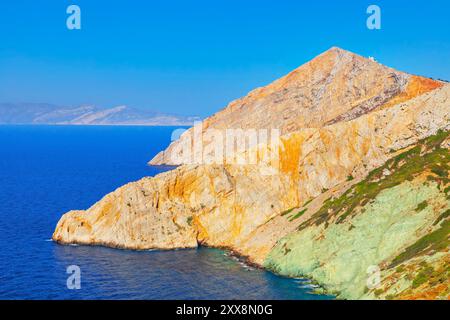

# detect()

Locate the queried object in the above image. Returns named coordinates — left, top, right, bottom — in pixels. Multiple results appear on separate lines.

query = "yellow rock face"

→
left=53, top=83, right=450, bottom=265
left=53, top=164, right=299, bottom=250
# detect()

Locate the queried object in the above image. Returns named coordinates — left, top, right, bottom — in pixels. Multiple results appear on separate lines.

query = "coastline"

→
left=52, top=236, right=337, bottom=299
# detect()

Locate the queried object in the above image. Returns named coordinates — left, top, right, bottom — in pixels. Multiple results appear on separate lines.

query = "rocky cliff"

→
left=53, top=48, right=449, bottom=299
left=149, top=47, right=442, bottom=165
left=266, top=130, right=450, bottom=299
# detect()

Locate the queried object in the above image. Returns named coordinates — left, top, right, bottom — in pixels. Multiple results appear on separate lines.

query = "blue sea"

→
left=0, top=125, right=332, bottom=300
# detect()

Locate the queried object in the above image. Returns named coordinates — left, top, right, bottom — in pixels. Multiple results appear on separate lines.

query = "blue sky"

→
left=0, top=0, right=449, bottom=117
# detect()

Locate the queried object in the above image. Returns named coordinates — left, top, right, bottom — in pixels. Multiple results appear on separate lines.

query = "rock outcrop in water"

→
left=53, top=48, right=449, bottom=300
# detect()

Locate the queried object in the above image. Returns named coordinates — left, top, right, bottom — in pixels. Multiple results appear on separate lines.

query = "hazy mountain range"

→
left=0, top=103, right=200, bottom=126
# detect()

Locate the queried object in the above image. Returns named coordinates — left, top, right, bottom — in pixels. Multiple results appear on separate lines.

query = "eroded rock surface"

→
left=265, top=131, right=450, bottom=299
left=150, top=47, right=442, bottom=166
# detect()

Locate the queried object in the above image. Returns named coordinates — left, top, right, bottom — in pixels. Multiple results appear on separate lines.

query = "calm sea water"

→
left=0, top=125, right=332, bottom=300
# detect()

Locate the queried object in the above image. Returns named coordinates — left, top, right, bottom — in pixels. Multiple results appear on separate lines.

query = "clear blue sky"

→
left=0, top=0, right=449, bottom=117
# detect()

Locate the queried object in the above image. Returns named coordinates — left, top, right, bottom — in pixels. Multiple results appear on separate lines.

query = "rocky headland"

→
left=53, top=48, right=449, bottom=299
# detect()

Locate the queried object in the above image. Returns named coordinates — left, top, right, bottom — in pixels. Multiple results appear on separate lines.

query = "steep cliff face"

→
left=265, top=131, right=449, bottom=300
left=53, top=163, right=298, bottom=250
left=150, top=47, right=442, bottom=165
left=53, top=84, right=450, bottom=259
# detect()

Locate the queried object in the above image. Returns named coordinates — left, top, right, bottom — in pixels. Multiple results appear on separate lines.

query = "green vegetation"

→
left=431, top=167, right=448, bottom=178
left=415, top=200, right=428, bottom=212
left=374, top=289, right=384, bottom=297
left=282, top=243, right=291, bottom=256
left=433, top=209, right=450, bottom=226
left=303, top=198, right=314, bottom=207
left=299, top=130, right=450, bottom=230
left=390, top=219, right=450, bottom=267
left=396, top=265, right=405, bottom=273
left=289, top=209, right=307, bottom=221
left=347, top=175, right=354, bottom=181
left=186, top=216, right=193, bottom=226
left=281, top=208, right=295, bottom=216
left=412, top=264, right=435, bottom=288
left=429, top=266, right=449, bottom=287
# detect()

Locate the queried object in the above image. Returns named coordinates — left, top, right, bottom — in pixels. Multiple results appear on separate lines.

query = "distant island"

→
left=0, top=103, right=200, bottom=126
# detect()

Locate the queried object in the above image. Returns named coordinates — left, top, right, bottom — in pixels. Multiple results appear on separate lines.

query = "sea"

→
left=0, top=125, right=333, bottom=300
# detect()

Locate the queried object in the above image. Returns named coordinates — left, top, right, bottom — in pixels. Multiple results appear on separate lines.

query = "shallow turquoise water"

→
left=0, top=125, right=333, bottom=300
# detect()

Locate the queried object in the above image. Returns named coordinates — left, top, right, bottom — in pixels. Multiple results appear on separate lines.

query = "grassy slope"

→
left=264, top=130, right=450, bottom=299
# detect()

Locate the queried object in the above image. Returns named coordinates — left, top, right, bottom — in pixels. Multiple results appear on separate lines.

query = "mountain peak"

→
left=323, top=46, right=347, bottom=53
left=309, top=46, right=375, bottom=68
left=318, top=46, right=357, bottom=57
left=150, top=49, right=443, bottom=165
